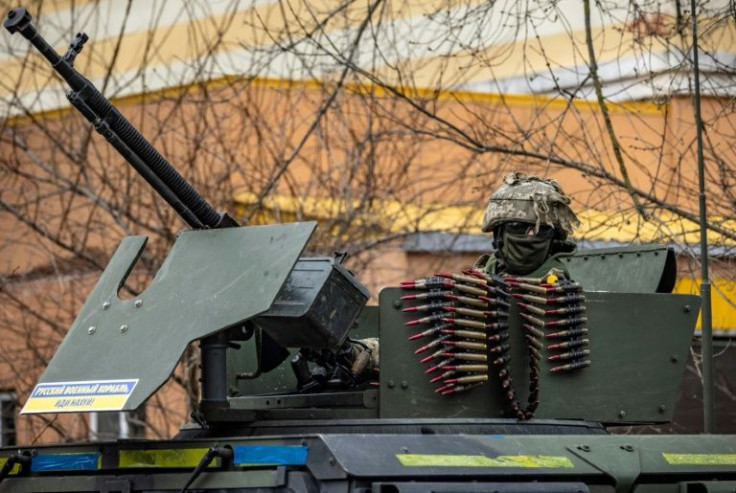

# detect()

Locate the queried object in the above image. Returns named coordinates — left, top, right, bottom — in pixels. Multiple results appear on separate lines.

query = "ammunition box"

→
left=256, top=257, right=370, bottom=350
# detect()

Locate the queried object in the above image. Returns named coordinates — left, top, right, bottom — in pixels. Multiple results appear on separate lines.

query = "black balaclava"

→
left=495, top=226, right=553, bottom=275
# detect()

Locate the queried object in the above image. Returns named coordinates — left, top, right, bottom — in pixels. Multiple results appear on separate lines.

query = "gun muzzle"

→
left=4, top=8, right=32, bottom=36
left=4, top=8, right=86, bottom=88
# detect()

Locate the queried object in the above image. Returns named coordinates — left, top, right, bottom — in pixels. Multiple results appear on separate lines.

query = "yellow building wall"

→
left=675, top=278, right=736, bottom=332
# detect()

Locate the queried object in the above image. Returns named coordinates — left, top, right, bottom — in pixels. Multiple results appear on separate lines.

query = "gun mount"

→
left=2, top=7, right=735, bottom=493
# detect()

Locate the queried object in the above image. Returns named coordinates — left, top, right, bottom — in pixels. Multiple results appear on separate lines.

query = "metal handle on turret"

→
left=4, top=7, right=237, bottom=229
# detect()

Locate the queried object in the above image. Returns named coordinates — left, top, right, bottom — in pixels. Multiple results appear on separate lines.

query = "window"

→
left=89, top=408, right=145, bottom=441
left=0, top=393, right=17, bottom=446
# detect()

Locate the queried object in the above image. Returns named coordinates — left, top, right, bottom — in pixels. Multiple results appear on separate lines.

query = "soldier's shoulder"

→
left=530, top=254, right=573, bottom=280
left=473, top=253, right=498, bottom=273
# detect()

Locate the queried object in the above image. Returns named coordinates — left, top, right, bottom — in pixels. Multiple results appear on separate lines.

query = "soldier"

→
left=357, top=173, right=580, bottom=379
left=474, top=172, right=580, bottom=278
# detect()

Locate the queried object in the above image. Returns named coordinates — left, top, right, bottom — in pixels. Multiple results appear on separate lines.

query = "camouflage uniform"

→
left=475, top=172, right=580, bottom=278
left=474, top=247, right=576, bottom=279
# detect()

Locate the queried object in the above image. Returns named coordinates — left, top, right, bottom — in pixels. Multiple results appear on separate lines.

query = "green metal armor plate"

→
left=1, top=433, right=736, bottom=492
left=22, top=223, right=315, bottom=414
left=567, top=245, right=676, bottom=293
left=380, top=288, right=700, bottom=424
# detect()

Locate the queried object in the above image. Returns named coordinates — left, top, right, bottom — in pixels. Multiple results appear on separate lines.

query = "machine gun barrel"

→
left=4, top=7, right=235, bottom=229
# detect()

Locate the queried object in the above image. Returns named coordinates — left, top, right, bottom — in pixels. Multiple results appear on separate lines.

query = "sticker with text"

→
left=22, top=379, right=138, bottom=414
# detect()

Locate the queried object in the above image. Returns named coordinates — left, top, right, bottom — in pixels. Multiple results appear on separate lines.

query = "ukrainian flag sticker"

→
left=21, top=379, right=138, bottom=414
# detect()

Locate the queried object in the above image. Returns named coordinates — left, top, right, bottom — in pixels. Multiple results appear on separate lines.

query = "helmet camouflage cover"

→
left=481, top=172, right=580, bottom=236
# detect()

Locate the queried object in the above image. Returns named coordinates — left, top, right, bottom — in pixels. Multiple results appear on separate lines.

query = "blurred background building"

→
left=1, top=0, right=734, bottom=442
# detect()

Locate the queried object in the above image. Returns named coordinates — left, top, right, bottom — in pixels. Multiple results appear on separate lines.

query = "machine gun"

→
left=4, top=7, right=235, bottom=230
left=4, top=7, right=371, bottom=412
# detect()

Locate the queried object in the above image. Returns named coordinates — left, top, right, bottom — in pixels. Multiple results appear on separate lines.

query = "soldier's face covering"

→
left=499, top=223, right=553, bottom=274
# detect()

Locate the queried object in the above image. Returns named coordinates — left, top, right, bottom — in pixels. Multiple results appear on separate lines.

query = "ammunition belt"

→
left=400, top=269, right=591, bottom=420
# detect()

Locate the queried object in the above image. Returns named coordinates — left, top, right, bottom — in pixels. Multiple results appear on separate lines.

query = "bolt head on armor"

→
left=481, top=172, right=580, bottom=238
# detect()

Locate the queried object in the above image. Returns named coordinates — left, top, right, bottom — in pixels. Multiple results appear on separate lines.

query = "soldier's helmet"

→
left=481, top=172, right=580, bottom=239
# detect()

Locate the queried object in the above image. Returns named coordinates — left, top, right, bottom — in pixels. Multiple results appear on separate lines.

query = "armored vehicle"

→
left=2, top=7, right=735, bottom=493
